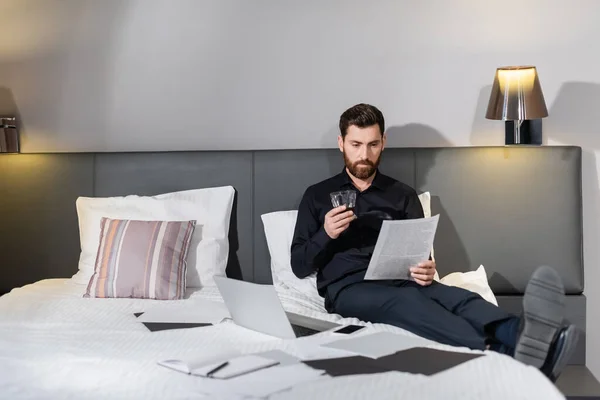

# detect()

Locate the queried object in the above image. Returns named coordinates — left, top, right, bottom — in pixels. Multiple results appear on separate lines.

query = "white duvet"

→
left=0, top=279, right=565, bottom=400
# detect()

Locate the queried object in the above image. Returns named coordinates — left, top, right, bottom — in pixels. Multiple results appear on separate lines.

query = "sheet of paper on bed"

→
left=159, top=353, right=325, bottom=398
left=293, top=336, right=361, bottom=360
left=194, top=363, right=326, bottom=398
left=137, top=299, right=230, bottom=323
left=256, top=349, right=301, bottom=366
left=364, top=215, right=439, bottom=280
left=158, top=352, right=279, bottom=379
left=319, top=332, right=435, bottom=358
left=158, top=350, right=240, bottom=374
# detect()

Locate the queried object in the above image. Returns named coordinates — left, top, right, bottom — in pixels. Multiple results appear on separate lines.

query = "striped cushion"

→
left=84, top=218, right=196, bottom=300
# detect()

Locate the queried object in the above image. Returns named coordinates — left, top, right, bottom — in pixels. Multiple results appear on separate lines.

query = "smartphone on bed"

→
left=334, top=325, right=366, bottom=334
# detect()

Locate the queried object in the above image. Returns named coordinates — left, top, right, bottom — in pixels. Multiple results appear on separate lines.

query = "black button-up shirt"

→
left=290, top=168, right=424, bottom=307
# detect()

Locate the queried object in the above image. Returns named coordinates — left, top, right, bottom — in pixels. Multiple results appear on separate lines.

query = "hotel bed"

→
left=0, top=278, right=566, bottom=400
left=0, top=146, right=587, bottom=399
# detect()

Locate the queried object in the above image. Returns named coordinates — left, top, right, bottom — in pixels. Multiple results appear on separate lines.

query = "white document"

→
left=137, top=299, right=230, bottom=324
left=320, top=331, right=435, bottom=358
left=195, top=364, right=326, bottom=398
left=157, top=350, right=240, bottom=375
left=293, top=335, right=360, bottom=361
left=158, top=353, right=279, bottom=379
left=256, top=349, right=301, bottom=366
left=364, top=215, right=440, bottom=280
left=229, top=363, right=326, bottom=397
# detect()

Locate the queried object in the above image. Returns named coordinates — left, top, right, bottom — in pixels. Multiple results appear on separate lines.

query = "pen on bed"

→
left=206, top=361, right=229, bottom=377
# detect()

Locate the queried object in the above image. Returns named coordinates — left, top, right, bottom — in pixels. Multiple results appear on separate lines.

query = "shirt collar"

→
left=337, top=167, right=388, bottom=190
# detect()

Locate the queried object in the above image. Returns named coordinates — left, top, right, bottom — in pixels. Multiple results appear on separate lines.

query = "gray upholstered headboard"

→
left=252, top=147, right=583, bottom=294
left=0, top=146, right=585, bottom=363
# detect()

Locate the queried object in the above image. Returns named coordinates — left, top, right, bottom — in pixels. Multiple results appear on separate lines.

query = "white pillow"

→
left=72, top=186, right=235, bottom=289
left=260, top=192, right=434, bottom=306
left=261, top=210, right=317, bottom=295
left=439, top=265, right=498, bottom=306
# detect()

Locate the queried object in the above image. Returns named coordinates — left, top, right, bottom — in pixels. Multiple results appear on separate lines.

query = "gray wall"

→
left=0, top=0, right=599, bottom=377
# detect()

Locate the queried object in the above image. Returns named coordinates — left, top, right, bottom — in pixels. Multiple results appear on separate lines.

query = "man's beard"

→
left=344, top=153, right=381, bottom=179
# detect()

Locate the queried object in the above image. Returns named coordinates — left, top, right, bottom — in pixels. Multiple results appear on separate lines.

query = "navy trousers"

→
left=327, top=280, right=514, bottom=351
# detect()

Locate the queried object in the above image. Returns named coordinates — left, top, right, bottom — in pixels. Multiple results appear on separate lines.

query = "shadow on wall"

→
left=320, top=124, right=340, bottom=149
left=0, top=87, right=18, bottom=117
left=386, top=124, right=470, bottom=276
left=0, top=1, right=131, bottom=152
left=542, top=82, right=600, bottom=376
left=320, top=121, right=456, bottom=149
left=0, top=53, right=64, bottom=148
left=385, top=123, right=454, bottom=148
left=320, top=123, right=346, bottom=176
left=469, top=84, right=505, bottom=146
left=544, top=81, right=600, bottom=293
left=321, top=122, right=457, bottom=181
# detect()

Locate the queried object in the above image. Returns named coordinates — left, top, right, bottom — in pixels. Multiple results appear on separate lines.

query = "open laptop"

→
left=213, top=276, right=340, bottom=339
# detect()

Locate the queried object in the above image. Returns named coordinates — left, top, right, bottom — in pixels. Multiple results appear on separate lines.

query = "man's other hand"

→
left=410, top=260, right=436, bottom=286
left=324, top=205, right=356, bottom=239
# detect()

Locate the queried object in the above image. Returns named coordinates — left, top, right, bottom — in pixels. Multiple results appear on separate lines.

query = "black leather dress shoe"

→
left=540, top=324, right=579, bottom=382
left=514, top=266, right=565, bottom=368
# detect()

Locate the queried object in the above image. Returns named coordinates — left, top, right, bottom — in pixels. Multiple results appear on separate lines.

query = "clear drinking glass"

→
left=330, top=190, right=357, bottom=211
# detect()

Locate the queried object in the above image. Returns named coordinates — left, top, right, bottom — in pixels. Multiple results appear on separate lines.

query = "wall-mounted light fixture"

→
left=0, top=117, right=19, bottom=153
left=485, top=66, right=548, bottom=145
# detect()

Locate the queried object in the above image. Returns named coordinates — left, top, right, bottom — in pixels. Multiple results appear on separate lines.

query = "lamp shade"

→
left=485, top=66, right=548, bottom=121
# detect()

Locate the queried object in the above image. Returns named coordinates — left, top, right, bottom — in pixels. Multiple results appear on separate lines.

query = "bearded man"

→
left=290, top=103, right=578, bottom=382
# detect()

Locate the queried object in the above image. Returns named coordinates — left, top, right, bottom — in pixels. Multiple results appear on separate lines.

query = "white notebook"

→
left=158, top=353, right=279, bottom=379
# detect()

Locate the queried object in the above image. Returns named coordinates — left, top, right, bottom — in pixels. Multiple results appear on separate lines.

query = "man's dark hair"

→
left=339, top=103, right=385, bottom=138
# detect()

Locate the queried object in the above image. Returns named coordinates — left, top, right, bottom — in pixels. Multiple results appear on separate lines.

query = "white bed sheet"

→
left=0, top=279, right=565, bottom=400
